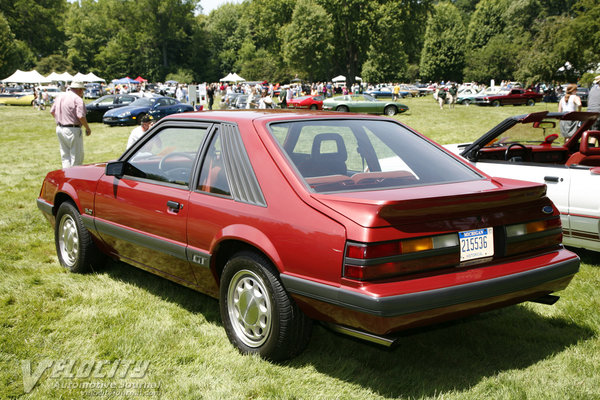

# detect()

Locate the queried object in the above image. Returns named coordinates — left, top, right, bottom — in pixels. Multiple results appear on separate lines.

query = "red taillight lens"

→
left=344, top=234, right=458, bottom=281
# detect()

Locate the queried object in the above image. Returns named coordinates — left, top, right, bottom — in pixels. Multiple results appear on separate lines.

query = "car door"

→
left=93, top=123, right=210, bottom=286
left=564, top=165, right=600, bottom=250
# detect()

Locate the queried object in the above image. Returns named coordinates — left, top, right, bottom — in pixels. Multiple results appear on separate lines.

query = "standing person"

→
left=279, top=85, right=288, bottom=108
left=127, top=115, right=153, bottom=149
left=50, top=81, right=91, bottom=168
left=207, top=84, right=215, bottom=110
left=448, top=84, right=457, bottom=109
left=587, top=75, right=600, bottom=130
left=558, top=83, right=582, bottom=138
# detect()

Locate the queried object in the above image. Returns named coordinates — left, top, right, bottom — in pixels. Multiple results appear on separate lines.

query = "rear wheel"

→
left=55, top=202, right=104, bottom=273
left=220, top=251, right=312, bottom=361
left=384, top=105, right=398, bottom=116
left=336, top=105, right=349, bottom=112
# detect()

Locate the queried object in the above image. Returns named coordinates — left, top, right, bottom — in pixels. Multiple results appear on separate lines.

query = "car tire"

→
left=527, top=99, right=535, bottom=106
left=220, top=251, right=312, bottom=361
left=492, top=100, right=501, bottom=107
left=310, top=104, right=318, bottom=110
left=384, top=105, right=398, bottom=116
left=55, top=202, right=103, bottom=273
left=336, top=105, right=349, bottom=112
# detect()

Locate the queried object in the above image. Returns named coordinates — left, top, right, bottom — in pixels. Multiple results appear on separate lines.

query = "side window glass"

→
left=197, top=130, right=231, bottom=196
left=126, top=127, right=208, bottom=186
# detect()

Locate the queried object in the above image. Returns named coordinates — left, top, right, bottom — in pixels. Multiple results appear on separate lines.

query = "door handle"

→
left=544, top=176, right=561, bottom=183
left=167, top=200, right=183, bottom=211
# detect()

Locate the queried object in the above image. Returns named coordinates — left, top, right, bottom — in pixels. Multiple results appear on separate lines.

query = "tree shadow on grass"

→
left=98, top=259, right=593, bottom=398
left=292, top=306, right=594, bottom=398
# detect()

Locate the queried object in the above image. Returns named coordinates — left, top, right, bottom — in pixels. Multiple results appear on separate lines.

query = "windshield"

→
left=484, top=120, right=563, bottom=147
left=269, top=119, right=481, bottom=193
left=129, top=98, right=155, bottom=107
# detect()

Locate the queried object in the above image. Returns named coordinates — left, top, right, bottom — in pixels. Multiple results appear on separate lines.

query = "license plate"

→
left=459, top=228, right=494, bottom=262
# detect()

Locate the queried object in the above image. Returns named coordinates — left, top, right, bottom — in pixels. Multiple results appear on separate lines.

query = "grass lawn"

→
left=1, top=98, right=599, bottom=399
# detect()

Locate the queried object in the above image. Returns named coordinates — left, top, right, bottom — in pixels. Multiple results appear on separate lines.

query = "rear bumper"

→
left=281, top=251, right=579, bottom=334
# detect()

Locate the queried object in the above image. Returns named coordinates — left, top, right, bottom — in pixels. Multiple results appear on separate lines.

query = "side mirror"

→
left=106, top=161, right=125, bottom=178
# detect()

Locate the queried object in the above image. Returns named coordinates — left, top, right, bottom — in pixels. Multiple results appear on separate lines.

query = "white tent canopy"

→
left=46, top=71, right=74, bottom=82
left=219, top=72, right=245, bottom=82
left=83, top=72, right=105, bottom=82
left=72, top=72, right=87, bottom=82
left=2, top=69, right=51, bottom=84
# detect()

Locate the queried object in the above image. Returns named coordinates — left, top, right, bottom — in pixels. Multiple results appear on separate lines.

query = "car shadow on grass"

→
left=566, top=246, right=600, bottom=267
left=292, top=305, right=594, bottom=398
left=98, top=259, right=592, bottom=398
left=100, top=259, right=221, bottom=325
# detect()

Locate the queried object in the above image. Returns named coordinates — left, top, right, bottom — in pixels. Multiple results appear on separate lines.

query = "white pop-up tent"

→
left=2, top=69, right=51, bottom=84
left=219, top=72, right=245, bottom=82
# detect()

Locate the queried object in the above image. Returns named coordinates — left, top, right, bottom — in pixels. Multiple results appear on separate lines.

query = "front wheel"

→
left=55, top=202, right=104, bottom=273
left=384, top=105, right=397, bottom=116
left=220, top=251, right=312, bottom=361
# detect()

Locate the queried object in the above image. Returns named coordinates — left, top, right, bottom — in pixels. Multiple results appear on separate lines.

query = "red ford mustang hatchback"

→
left=37, top=110, right=579, bottom=360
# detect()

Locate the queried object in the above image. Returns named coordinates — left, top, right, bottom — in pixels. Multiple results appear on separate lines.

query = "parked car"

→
left=102, top=96, right=195, bottom=125
left=474, top=88, right=543, bottom=107
left=84, top=83, right=103, bottom=99
left=286, top=95, right=324, bottom=110
left=86, top=94, right=137, bottom=123
left=220, top=92, right=243, bottom=109
left=445, top=110, right=600, bottom=251
left=0, top=92, right=34, bottom=106
left=365, top=87, right=397, bottom=99
left=38, top=110, right=579, bottom=360
left=322, top=94, right=409, bottom=116
left=455, top=87, right=481, bottom=105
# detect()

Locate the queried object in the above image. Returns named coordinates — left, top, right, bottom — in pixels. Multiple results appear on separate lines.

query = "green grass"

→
left=1, top=99, right=599, bottom=399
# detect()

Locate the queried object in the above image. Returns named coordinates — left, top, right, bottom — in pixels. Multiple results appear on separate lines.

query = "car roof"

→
left=162, top=109, right=387, bottom=124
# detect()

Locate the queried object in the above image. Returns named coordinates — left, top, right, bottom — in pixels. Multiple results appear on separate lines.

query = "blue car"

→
left=102, top=96, right=196, bottom=126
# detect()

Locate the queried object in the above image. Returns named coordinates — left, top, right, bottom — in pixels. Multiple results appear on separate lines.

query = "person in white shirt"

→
left=127, top=115, right=153, bottom=149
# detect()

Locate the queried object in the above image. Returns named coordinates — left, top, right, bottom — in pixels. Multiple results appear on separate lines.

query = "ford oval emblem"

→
left=542, top=206, right=553, bottom=214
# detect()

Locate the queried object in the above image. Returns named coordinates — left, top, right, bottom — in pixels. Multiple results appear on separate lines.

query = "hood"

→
left=311, top=177, right=550, bottom=230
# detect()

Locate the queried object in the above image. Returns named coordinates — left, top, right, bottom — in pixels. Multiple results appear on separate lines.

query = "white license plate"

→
left=459, top=228, right=494, bottom=262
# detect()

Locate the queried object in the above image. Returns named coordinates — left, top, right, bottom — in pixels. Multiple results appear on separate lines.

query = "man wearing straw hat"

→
left=50, top=81, right=92, bottom=168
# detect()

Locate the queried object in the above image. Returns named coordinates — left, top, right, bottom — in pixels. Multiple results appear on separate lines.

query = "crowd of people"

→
left=6, top=74, right=600, bottom=169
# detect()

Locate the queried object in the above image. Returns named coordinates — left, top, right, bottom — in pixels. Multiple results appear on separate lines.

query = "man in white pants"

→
left=50, top=81, right=92, bottom=168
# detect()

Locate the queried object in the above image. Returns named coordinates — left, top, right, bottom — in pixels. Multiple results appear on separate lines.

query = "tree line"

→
left=1, top=0, right=599, bottom=86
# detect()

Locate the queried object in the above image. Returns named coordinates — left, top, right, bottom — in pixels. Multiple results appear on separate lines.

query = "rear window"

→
left=269, top=119, right=481, bottom=193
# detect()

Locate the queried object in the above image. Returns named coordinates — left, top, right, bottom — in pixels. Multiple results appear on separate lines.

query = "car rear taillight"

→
left=344, top=217, right=563, bottom=281
left=505, top=217, right=562, bottom=256
left=344, top=233, right=459, bottom=281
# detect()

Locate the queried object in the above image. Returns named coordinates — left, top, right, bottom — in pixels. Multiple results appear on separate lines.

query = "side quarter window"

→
left=197, top=130, right=231, bottom=197
left=126, top=127, right=208, bottom=186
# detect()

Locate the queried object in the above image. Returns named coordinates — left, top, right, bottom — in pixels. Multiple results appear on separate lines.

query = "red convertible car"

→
left=37, top=110, right=579, bottom=360
left=474, top=88, right=543, bottom=107
left=286, top=94, right=324, bottom=110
